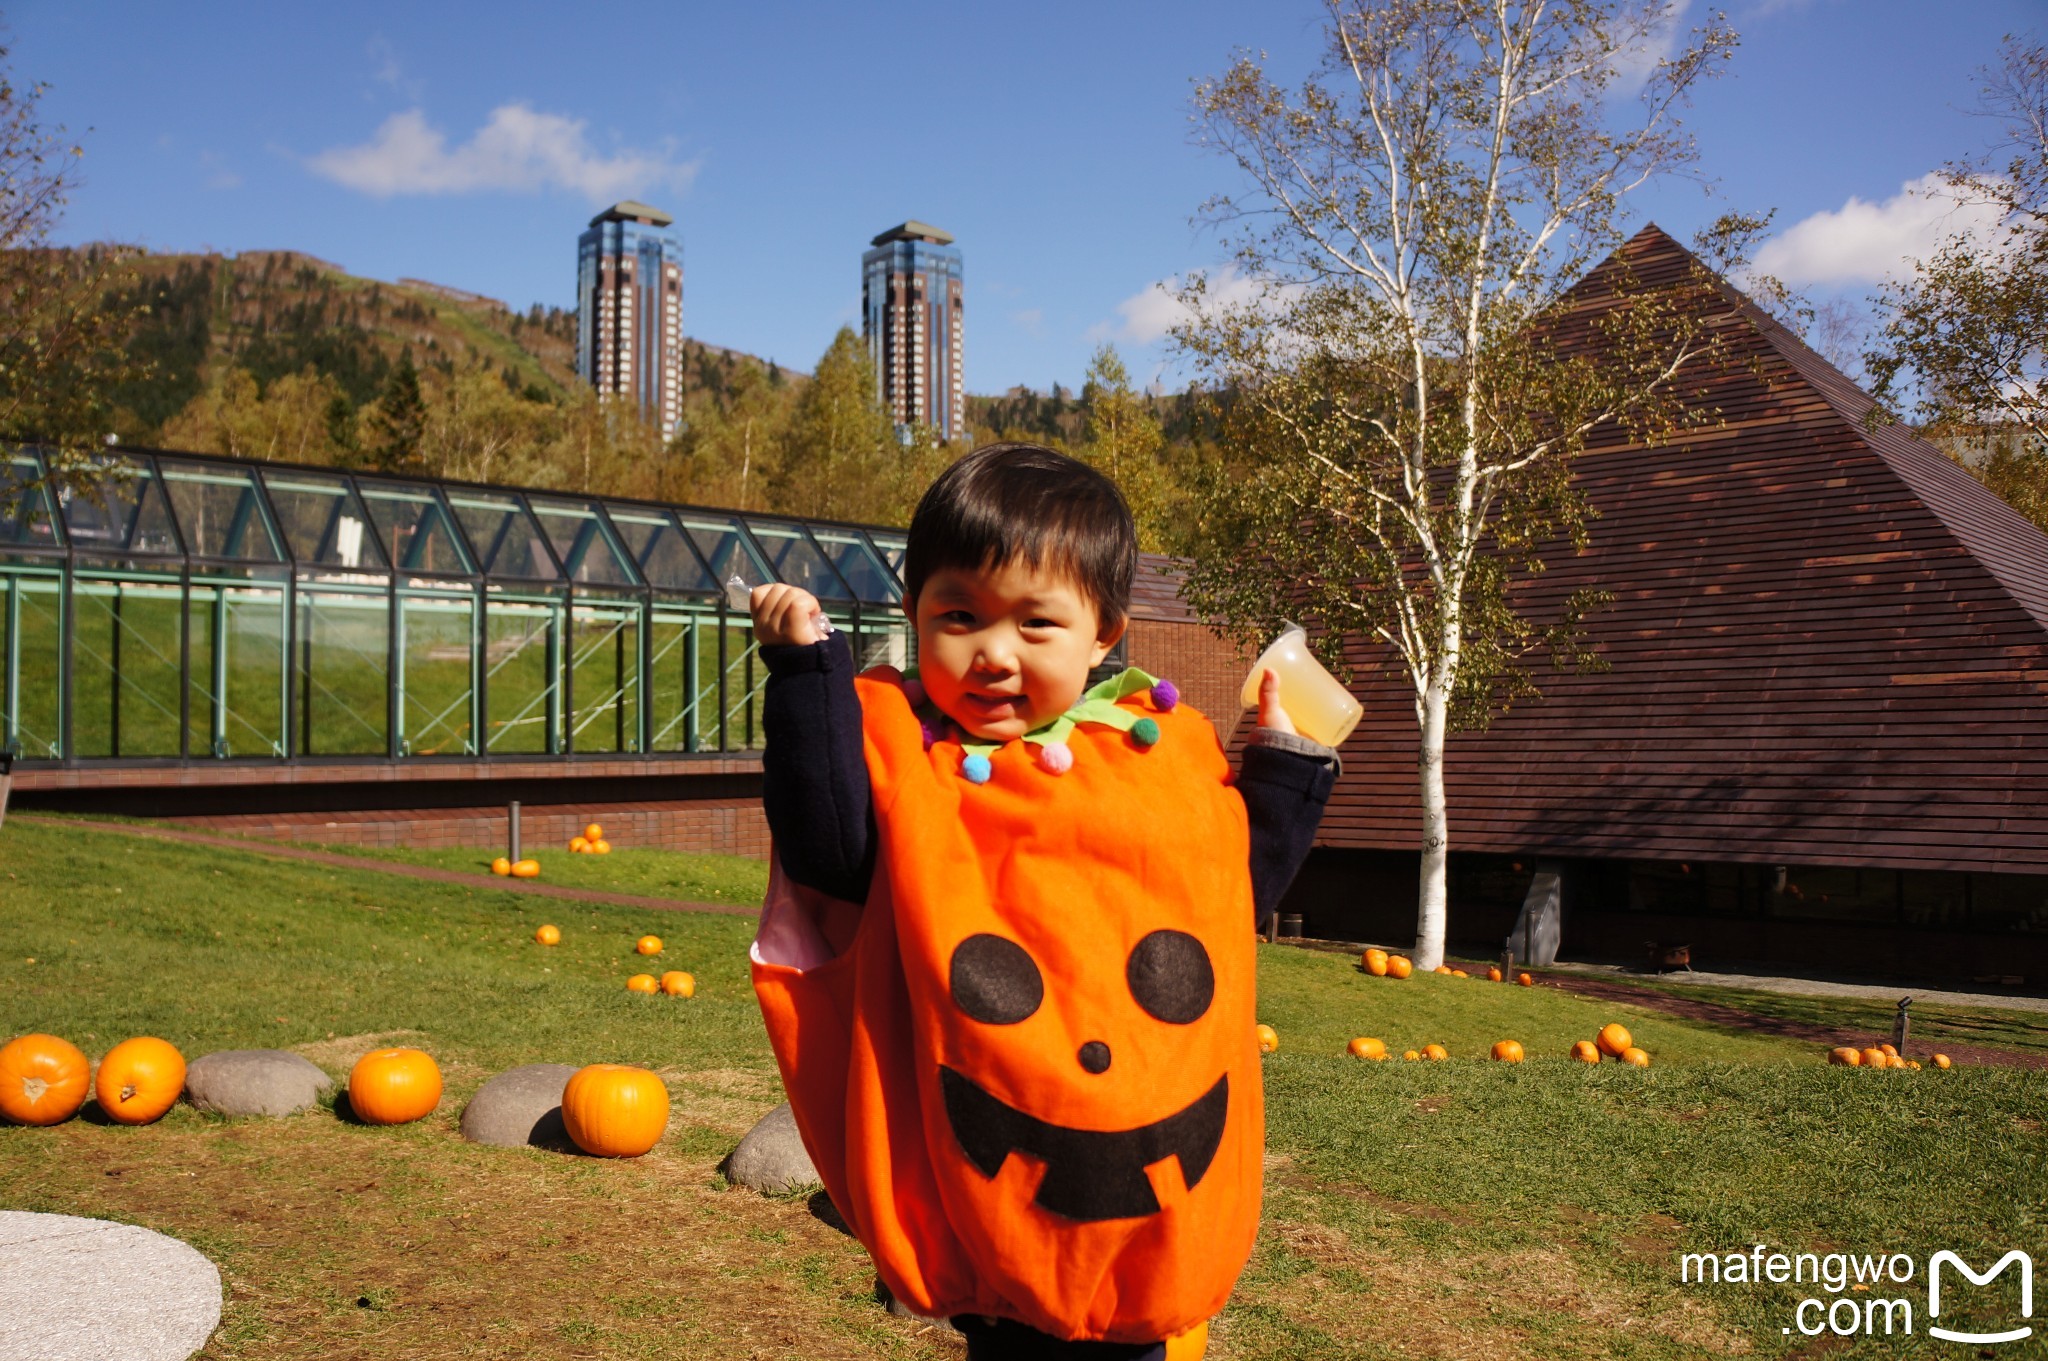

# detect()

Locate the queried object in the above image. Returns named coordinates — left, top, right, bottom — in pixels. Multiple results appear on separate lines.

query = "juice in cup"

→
left=1240, top=625, right=1363, bottom=748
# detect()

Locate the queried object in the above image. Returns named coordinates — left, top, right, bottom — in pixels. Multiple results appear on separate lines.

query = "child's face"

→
left=908, top=556, right=1125, bottom=742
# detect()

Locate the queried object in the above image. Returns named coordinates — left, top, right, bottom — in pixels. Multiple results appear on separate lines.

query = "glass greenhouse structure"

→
left=0, top=446, right=916, bottom=764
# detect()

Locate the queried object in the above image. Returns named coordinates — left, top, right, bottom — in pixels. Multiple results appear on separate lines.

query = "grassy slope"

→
left=2, top=822, right=2043, bottom=1359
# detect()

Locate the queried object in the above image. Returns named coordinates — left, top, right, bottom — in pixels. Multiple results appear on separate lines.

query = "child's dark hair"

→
left=904, top=443, right=1136, bottom=628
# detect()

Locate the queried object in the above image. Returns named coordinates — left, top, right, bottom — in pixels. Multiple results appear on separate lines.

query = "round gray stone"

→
left=0, top=1211, right=221, bottom=1361
left=460, top=1063, right=579, bottom=1150
left=184, top=1048, right=333, bottom=1117
left=721, top=1101, right=820, bottom=1193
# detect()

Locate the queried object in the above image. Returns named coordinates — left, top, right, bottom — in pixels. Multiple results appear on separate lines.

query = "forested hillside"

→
left=61, top=248, right=1212, bottom=539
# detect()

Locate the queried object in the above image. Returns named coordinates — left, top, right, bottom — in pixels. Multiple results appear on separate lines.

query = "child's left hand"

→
left=1256, top=669, right=1297, bottom=734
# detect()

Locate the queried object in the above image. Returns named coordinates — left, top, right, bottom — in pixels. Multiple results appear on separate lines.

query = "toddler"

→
left=747, top=443, right=1336, bottom=1360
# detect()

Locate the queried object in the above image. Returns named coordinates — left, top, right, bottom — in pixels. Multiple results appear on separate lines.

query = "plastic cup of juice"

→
left=1239, top=625, right=1363, bottom=748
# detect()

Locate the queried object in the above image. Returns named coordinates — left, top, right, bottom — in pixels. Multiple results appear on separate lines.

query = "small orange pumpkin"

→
left=94, top=1037, right=186, bottom=1125
left=636, top=935, right=663, bottom=956
left=1516, top=972, right=1534, bottom=987
left=1571, top=1040, right=1601, bottom=1063
left=660, top=970, right=695, bottom=997
left=1255, top=1023, right=1279, bottom=1053
left=584, top=822, right=604, bottom=843
left=1860, top=1047, right=1889, bottom=1069
left=568, top=836, right=589, bottom=853
left=1422, top=1043, right=1448, bottom=1061
left=1597, top=1023, right=1633, bottom=1058
left=627, top=973, right=659, bottom=994
left=1450, top=968, right=1469, bottom=978
left=1885, top=1053, right=1907, bottom=1069
left=1402, top=1049, right=1421, bottom=1061
left=1386, top=955, right=1413, bottom=979
left=534, top=923, right=562, bottom=946
left=561, top=1063, right=669, bottom=1157
left=0, top=1033, right=90, bottom=1126
left=511, top=859, right=541, bottom=878
left=1486, top=966, right=1503, bottom=982
left=347, top=1048, right=442, bottom=1125
left=1932, top=1053, right=1952, bottom=1069
left=490, top=856, right=512, bottom=876
left=1490, top=1039, right=1525, bottom=1063
left=1907, top=1060, right=1922, bottom=1070
left=1826, top=1046, right=1862, bottom=1066
left=1620, top=1047, right=1651, bottom=1068
left=1345, top=1037, right=1387, bottom=1061
left=1361, top=948, right=1389, bottom=976
left=1878, top=1043, right=1898, bottom=1058
left=1432, top=964, right=1453, bottom=975
left=593, top=839, right=612, bottom=855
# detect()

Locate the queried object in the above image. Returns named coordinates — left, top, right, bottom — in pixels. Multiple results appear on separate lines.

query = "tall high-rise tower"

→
left=862, top=222, right=963, bottom=441
left=577, top=201, right=684, bottom=436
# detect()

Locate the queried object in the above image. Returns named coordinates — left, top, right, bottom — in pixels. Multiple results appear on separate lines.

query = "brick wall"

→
left=167, top=798, right=770, bottom=860
left=1124, top=618, right=1253, bottom=747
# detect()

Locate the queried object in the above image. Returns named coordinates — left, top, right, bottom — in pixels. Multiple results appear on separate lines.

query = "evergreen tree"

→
left=1078, top=344, right=1171, bottom=550
left=771, top=328, right=899, bottom=522
left=369, top=350, right=427, bottom=473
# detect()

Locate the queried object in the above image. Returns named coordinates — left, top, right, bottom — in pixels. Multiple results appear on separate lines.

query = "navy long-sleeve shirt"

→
left=759, top=632, right=1337, bottom=926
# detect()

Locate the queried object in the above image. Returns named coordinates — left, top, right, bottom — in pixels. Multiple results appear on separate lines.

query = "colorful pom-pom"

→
left=919, top=717, right=943, bottom=750
left=961, top=753, right=993, bottom=784
left=1151, top=679, right=1180, bottom=711
left=903, top=678, right=927, bottom=708
left=1130, top=717, right=1161, bottom=748
left=1036, top=741, right=1074, bottom=775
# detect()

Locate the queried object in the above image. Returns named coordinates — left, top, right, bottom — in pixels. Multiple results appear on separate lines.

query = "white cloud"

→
left=307, top=104, right=698, bottom=202
left=1009, top=307, right=1045, bottom=337
left=1090, top=266, right=1277, bottom=346
left=199, top=150, right=240, bottom=191
left=1754, top=173, right=2008, bottom=288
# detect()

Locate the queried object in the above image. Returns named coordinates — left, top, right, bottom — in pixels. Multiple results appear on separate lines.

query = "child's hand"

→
left=1255, top=669, right=1297, bottom=734
left=751, top=584, right=824, bottom=646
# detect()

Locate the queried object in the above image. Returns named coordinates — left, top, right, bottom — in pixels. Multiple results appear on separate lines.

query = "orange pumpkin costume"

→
left=751, top=667, right=1261, bottom=1344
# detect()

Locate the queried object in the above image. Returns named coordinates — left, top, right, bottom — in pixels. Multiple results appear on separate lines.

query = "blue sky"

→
left=16, top=0, right=2043, bottom=394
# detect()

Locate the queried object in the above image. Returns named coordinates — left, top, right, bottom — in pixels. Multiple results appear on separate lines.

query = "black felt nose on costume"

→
left=1077, top=1041, right=1111, bottom=1073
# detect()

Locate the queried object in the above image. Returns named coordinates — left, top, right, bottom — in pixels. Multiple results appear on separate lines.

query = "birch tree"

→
left=1175, top=0, right=1739, bottom=968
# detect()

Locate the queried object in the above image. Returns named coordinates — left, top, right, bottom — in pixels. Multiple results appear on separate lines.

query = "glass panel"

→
left=569, top=602, right=640, bottom=753
left=70, top=576, right=185, bottom=757
left=5, top=573, right=63, bottom=758
left=747, top=522, right=847, bottom=600
left=296, top=591, right=390, bottom=755
left=528, top=498, right=639, bottom=587
left=398, top=594, right=476, bottom=755
left=855, top=616, right=913, bottom=672
left=646, top=605, right=719, bottom=752
left=723, top=620, right=764, bottom=751
left=869, top=530, right=907, bottom=573
left=158, top=461, right=283, bottom=561
left=0, top=454, right=63, bottom=549
left=682, top=515, right=772, bottom=593
left=261, top=471, right=389, bottom=570
left=484, top=597, right=561, bottom=753
left=359, top=485, right=474, bottom=577
left=448, top=491, right=561, bottom=581
left=812, top=528, right=899, bottom=603
left=607, top=505, right=717, bottom=592
left=60, top=463, right=182, bottom=557
left=188, top=583, right=286, bottom=759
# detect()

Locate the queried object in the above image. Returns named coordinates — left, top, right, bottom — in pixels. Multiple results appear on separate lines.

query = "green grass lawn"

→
left=2, top=821, right=2043, bottom=1359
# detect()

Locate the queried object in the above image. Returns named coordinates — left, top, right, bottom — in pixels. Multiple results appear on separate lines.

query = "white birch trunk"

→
left=1413, top=676, right=1451, bottom=971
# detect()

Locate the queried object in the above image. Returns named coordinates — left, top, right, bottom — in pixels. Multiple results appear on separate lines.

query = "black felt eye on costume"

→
left=950, top=934, right=1044, bottom=1025
left=1126, top=930, right=1214, bottom=1024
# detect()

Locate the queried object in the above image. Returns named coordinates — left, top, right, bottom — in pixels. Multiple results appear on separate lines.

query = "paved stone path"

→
left=0, top=1212, right=220, bottom=1361
left=15, top=815, right=757, bottom=918
left=1543, top=958, right=2048, bottom=1014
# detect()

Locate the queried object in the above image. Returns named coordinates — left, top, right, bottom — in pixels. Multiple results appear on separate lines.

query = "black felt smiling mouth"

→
left=940, top=1066, right=1228, bottom=1222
